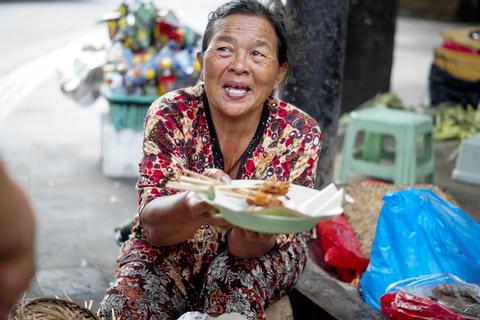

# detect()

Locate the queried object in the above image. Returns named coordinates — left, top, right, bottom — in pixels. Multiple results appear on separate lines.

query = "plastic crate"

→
left=100, top=114, right=143, bottom=178
left=101, top=87, right=157, bottom=131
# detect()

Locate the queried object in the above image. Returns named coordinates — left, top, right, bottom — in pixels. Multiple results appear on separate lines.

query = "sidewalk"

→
left=0, top=14, right=478, bottom=316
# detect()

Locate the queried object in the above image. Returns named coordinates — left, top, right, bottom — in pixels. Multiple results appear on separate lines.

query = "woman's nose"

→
left=229, top=52, right=249, bottom=74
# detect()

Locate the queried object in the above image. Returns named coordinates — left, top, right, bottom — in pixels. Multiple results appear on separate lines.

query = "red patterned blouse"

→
left=119, top=84, right=322, bottom=265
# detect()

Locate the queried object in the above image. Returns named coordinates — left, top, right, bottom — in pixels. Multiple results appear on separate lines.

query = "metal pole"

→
left=282, top=0, right=349, bottom=189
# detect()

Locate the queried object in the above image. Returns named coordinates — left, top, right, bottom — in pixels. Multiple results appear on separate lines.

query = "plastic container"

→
left=452, top=133, right=480, bottom=185
left=101, top=86, right=156, bottom=132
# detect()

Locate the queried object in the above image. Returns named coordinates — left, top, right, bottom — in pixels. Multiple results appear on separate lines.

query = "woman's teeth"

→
left=225, top=87, right=247, bottom=97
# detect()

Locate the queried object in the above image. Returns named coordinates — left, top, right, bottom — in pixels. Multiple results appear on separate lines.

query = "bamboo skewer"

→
left=165, top=170, right=313, bottom=217
left=182, top=168, right=222, bottom=184
left=166, top=181, right=212, bottom=193
left=216, top=184, right=260, bottom=190
left=179, top=175, right=217, bottom=186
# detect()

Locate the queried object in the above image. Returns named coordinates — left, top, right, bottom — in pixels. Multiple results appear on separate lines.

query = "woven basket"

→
left=7, top=298, right=99, bottom=320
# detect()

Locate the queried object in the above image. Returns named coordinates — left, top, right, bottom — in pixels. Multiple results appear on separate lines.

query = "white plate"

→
left=199, top=180, right=345, bottom=233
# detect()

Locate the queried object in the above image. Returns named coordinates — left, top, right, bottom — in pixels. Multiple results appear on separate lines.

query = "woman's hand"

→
left=202, top=168, right=276, bottom=258
left=185, top=168, right=232, bottom=228
left=184, top=191, right=231, bottom=229
left=203, top=168, right=232, bottom=184
left=228, top=226, right=276, bottom=258
left=141, top=168, right=232, bottom=246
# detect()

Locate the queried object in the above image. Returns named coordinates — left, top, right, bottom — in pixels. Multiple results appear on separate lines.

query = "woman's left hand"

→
left=203, top=168, right=276, bottom=257
left=228, top=226, right=276, bottom=258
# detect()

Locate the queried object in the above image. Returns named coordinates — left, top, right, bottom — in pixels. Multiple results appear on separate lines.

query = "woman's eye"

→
left=217, top=47, right=230, bottom=52
left=252, top=51, right=267, bottom=60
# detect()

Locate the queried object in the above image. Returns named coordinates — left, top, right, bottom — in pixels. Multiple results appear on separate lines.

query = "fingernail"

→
left=221, top=176, right=231, bottom=183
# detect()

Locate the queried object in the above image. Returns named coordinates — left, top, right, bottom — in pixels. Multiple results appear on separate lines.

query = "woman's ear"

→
left=196, top=52, right=204, bottom=81
left=274, top=62, right=289, bottom=90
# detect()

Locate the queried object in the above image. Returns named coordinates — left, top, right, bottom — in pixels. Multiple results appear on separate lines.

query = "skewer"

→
left=180, top=175, right=217, bottom=186
left=166, top=181, right=211, bottom=193
left=223, top=190, right=311, bottom=217
left=223, top=189, right=284, bottom=207
left=216, top=184, right=259, bottom=190
left=223, top=190, right=250, bottom=199
left=182, top=168, right=222, bottom=184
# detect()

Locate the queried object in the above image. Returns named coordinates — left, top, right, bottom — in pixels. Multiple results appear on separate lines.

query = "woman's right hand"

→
left=184, top=191, right=231, bottom=230
left=141, top=168, right=232, bottom=246
left=184, top=167, right=232, bottom=229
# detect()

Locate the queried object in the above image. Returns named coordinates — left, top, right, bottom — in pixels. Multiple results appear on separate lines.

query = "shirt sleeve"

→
left=136, top=97, right=188, bottom=211
left=291, top=123, right=323, bottom=188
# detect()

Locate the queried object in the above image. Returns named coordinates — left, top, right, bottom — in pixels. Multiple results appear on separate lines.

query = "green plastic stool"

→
left=337, top=107, right=434, bottom=185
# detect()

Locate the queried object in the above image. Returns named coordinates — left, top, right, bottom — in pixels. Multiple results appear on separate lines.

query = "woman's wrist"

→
left=140, top=192, right=204, bottom=246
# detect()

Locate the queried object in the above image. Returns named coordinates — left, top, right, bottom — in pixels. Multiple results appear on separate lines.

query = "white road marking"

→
left=0, top=30, right=108, bottom=121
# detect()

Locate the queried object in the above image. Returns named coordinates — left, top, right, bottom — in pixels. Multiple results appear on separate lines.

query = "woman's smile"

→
left=223, top=81, right=251, bottom=100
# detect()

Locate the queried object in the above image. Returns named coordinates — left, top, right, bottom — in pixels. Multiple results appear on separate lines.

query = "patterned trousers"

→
left=99, top=229, right=310, bottom=320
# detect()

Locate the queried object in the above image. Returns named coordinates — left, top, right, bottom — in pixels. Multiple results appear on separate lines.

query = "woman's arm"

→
left=141, top=190, right=230, bottom=247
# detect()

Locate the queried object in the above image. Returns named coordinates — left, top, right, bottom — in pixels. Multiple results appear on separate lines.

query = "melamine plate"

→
left=199, top=180, right=345, bottom=233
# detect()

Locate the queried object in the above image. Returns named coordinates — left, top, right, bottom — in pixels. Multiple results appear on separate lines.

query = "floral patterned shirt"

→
left=119, top=84, right=322, bottom=265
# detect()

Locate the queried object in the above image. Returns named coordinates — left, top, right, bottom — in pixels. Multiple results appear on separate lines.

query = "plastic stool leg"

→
left=396, top=129, right=417, bottom=185
left=362, top=132, right=383, bottom=162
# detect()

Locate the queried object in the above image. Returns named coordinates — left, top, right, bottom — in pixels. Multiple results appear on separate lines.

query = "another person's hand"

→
left=0, top=163, right=35, bottom=318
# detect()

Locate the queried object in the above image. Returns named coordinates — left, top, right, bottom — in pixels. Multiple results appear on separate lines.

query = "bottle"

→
left=153, top=40, right=177, bottom=68
left=158, top=58, right=176, bottom=95
left=125, top=67, right=144, bottom=95
left=144, top=69, right=158, bottom=96
left=174, top=47, right=194, bottom=78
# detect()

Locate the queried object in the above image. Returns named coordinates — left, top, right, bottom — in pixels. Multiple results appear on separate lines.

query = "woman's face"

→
left=198, top=14, right=288, bottom=119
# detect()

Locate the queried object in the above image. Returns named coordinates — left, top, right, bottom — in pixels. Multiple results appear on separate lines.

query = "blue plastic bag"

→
left=360, top=188, right=480, bottom=310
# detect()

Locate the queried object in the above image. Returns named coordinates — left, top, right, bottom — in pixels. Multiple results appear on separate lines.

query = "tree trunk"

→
left=341, top=0, right=398, bottom=114
left=282, top=0, right=349, bottom=189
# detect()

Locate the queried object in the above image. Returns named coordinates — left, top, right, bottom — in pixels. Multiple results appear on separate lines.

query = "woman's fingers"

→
left=184, top=192, right=231, bottom=228
left=203, top=168, right=231, bottom=184
left=232, top=226, right=274, bottom=242
left=208, top=213, right=232, bottom=229
left=184, top=191, right=215, bottom=219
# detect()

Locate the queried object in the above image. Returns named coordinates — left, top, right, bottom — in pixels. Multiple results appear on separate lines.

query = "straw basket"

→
left=7, top=298, right=100, bottom=320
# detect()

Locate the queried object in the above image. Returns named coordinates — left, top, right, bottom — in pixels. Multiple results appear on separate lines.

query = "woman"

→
left=100, top=0, right=322, bottom=319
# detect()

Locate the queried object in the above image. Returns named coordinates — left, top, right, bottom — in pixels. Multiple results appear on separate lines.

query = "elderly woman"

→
left=100, top=0, right=322, bottom=319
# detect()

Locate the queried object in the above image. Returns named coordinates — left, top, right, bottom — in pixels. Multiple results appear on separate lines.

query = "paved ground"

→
left=0, top=2, right=479, bottom=315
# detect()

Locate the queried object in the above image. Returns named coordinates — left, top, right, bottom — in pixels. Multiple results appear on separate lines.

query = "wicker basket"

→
left=7, top=298, right=99, bottom=320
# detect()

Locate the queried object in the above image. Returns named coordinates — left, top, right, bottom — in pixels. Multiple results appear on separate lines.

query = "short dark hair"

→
left=201, top=0, right=291, bottom=66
